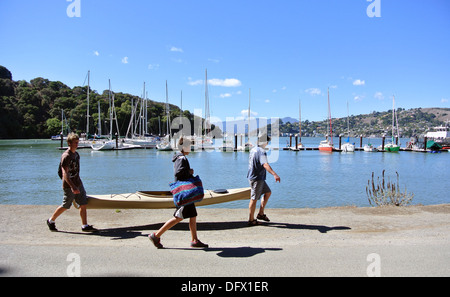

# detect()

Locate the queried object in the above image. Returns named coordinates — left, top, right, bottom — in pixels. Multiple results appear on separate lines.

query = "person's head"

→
left=178, top=137, right=192, bottom=154
left=67, top=132, right=80, bottom=151
left=258, top=133, right=271, bottom=147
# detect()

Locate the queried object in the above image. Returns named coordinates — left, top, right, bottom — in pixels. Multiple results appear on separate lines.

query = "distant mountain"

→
left=212, top=116, right=297, bottom=135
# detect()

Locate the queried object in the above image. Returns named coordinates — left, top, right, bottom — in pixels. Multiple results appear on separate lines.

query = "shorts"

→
left=173, top=203, right=197, bottom=219
left=62, top=184, right=87, bottom=209
left=249, top=180, right=271, bottom=201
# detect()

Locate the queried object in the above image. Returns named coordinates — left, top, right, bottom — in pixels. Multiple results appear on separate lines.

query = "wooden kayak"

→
left=85, top=187, right=250, bottom=209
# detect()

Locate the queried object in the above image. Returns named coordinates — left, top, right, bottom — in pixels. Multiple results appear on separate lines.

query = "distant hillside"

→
left=278, top=107, right=450, bottom=138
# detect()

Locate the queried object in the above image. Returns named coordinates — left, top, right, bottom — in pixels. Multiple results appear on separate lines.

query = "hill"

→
left=0, top=66, right=216, bottom=139
left=279, top=107, right=450, bottom=138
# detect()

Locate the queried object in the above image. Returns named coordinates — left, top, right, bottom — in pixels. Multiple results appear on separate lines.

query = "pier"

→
left=57, top=133, right=448, bottom=153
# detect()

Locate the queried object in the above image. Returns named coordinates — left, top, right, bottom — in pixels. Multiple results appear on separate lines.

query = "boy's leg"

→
left=50, top=206, right=67, bottom=221
left=189, top=216, right=198, bottom=242
left=155, top=217, right=183, bottom=238
left=79, top=205, right=87, bottom=226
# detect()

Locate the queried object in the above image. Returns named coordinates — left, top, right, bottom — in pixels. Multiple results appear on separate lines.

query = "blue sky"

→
left=1, top=0, right=449, bottom=122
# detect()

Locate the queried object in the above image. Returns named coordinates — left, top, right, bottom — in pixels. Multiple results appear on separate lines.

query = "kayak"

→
left=85, top=187, right=250, bottom=209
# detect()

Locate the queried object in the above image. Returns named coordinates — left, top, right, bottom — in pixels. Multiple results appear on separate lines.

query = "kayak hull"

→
left=86, top=187, right=251, bottom=209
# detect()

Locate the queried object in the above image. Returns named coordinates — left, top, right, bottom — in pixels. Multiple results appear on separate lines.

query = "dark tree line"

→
left=0, top=66, right=215, bottom=139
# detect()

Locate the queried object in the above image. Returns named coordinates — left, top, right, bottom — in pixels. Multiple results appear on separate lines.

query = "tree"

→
left=0, top=65, right=12, bottom=80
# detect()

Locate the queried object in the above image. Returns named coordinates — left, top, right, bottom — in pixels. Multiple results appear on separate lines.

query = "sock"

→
left=48, top=218, right=55, bottom=224
left=82, top=224, right=89, bottom=228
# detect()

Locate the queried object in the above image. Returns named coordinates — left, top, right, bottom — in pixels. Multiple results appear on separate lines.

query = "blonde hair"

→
left=67, top=132, right=79, bottom=145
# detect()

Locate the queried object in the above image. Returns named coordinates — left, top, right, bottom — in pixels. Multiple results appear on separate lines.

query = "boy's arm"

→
left=62, top=166, right=80, bottom=194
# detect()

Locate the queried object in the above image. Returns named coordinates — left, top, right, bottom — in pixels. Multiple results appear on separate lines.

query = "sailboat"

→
left=124, top=82, right=158, bottom=148
left=341, top=101, right=355, bottom=152
left=318, top=87, right=334, bottom=152
left=91, top=80, right=116, bottom=151
left=195, top=69, right=214, bottom=150
left=290, top=99, right=304, bottom=151
left=237, top=88, right=254, bottom=151
left=379, top=95, right=400, bottom=152
left=157, top=81, right=173, bottom=151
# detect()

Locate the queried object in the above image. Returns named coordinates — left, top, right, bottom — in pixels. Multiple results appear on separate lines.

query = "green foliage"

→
left=0, top=65, right=211, bottom=139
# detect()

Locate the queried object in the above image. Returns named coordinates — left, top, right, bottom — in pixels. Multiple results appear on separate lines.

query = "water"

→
left=0, top=138, right=449, bottom=208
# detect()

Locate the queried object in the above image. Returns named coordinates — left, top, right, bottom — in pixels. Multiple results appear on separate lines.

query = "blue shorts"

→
left=62, top=184, right=87, bottom=209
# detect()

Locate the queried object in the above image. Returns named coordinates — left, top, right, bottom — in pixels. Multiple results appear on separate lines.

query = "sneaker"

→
left=81, top=225, right=98, bottom=232
left=149, top=233, right=163, bottom=249
left=46, top=219, right=58, bottom=232
left=191, top=240, right=209, bottom=248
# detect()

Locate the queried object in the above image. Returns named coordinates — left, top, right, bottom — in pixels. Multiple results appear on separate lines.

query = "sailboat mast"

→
left=86, top=70, right=90, bottom=136
left=109, top=79, right=112, bottom=140
left=299, top=99, right=302, bottom=141
left=165, top=80, right=171, bottom=137
left=392, top=95, right=395, bottom=142
left=204, top=69, right=210, bottom=135
left=328, top=87, right=333, bottom=145
left=248, top=88, right=251, bottom=140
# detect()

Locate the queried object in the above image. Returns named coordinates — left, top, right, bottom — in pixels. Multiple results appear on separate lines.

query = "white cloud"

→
left=374, top=92, right=384, bottom=100
left=170, top=46, right=183, bottom=53
left=305, top=88, right=322, bottom=96
left=241, top=109, right=258, bottom=117
left=219, top=93, right=232, bottom=98
left=265, top=99, right=270, bottom=103
left=121, top=56, right=129, bottom=64
left=208, top=78, right=242, bottom=87
left=187, top=78, right=203, bottom=86
left=187, top=78, right=242, bottom=87
left=148, top=64, right=159, bottom=70
left=354, top=95, right=365, bottom=102
left=93, top=51, right=99, bottom=56
left=208, top=58, right=220, bottom=63
left=441, top=98, right=449, bottom=103
left=353, top=79, right=365, bottom=86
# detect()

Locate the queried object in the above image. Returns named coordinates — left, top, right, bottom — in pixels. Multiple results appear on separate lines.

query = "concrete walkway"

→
left=1, top=204, right=449, bottom=277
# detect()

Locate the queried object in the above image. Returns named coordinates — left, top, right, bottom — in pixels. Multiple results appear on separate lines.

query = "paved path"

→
left=1, top=205, right=449, bottom=277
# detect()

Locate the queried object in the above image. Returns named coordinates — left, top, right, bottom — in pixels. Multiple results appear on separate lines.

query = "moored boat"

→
left=85, top=187, right=250, bottom=209
left=318, top=139, right=334, bottom=152
left=91, top=140, right=115, bottom=151
left=363, top=143, right=378, bottom=152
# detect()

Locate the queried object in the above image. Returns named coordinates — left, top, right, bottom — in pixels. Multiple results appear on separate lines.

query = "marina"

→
left=0, top=138, right=448, bottom=209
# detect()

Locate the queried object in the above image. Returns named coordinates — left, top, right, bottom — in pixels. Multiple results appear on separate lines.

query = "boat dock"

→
left=57, top=134, right=448, bottom=153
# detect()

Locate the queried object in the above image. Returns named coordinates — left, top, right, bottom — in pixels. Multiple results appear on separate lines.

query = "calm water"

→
left=0, top=138, right=449, bottom=208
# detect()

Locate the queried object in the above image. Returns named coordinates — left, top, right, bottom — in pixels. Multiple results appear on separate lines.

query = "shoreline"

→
left=1, top=204, right=449, bottom=277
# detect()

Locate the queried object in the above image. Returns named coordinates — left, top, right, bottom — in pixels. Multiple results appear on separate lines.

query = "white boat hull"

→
left=85, top=187, right=251, bottom=209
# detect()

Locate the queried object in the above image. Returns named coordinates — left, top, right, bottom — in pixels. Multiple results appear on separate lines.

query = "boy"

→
left=149, top=137, right=208, bottom=248
left=47, top=132, right=97, bottom=232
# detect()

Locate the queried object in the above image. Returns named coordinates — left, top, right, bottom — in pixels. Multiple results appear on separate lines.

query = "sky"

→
left=1, top=0, right=449, bottom=123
